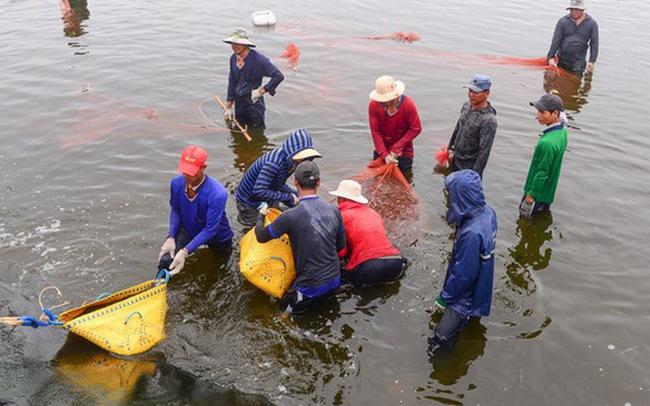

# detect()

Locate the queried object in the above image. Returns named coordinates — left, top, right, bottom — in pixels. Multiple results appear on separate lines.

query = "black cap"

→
left=530, top=94, right=564, bottom=112
left=294, top=160, right=320, bottom=185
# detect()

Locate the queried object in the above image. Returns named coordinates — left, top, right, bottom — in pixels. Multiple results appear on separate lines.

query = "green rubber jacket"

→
left=523, top=124, right=568, bottom=204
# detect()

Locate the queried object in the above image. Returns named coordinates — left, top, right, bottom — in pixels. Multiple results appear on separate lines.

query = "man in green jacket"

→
left=520, top=94, right=568, bottom=218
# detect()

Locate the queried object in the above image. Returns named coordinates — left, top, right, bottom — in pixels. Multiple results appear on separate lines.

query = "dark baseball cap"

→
left=294, top=160, right=320, bottom=185
left=530, top=94, right=564, bottom=112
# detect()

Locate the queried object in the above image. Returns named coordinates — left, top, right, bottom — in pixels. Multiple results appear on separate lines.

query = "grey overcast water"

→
left=1, top=0, right=650, bottom=404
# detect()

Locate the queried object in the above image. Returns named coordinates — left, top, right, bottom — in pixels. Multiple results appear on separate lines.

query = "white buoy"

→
left=251, top=10, right=276, bottom=26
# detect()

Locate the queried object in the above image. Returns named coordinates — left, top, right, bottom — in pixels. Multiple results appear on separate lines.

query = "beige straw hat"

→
left=329, top=180, right=368, bottom=204
left=369, top=75, right=405, bottom=102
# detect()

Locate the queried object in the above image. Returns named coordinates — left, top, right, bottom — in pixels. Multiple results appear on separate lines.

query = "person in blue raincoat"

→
left=235, top=128, right=322, bottom=227
left=223, top=29, right=284, bottom=129
left=429, top=169, right=497, bottom=353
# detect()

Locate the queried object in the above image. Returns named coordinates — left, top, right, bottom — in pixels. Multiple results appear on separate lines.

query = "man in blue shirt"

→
left=255, top=161, right=345, bottom=314
left=547, top=0, right=599, bottom=74
left=428, top=170, right=497, bottom=354
left=223, top=29, right=284, bottom=129
left=158, top=145, right=234, bottom=275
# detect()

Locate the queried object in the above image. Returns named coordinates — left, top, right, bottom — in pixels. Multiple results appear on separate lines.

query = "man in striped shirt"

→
left=235, top=129, right=321, bottom=227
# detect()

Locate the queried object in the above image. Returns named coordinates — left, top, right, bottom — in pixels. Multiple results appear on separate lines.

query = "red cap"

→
left=177, top=145, right=208, bottom=176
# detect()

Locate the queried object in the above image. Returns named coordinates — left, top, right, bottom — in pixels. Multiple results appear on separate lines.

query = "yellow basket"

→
left=58, top=279, right=168, bottom=356
left=239, top=208, right=296, bottom=298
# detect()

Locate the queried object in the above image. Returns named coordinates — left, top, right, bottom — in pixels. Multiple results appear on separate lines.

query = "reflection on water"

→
left=506, top=212, right=555, bottom=295
left=230, top=127, right=272, bottom=173
left=61, top=0, right=89, bottom=38
left=543, top=69, right=593, bottom=115
left=421, top=317, right=486, bottom=404
left=55, top=334, right=156, bottom=403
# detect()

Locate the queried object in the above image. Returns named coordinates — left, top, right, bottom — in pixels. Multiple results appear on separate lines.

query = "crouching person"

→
left=255, top=161, right=345, bottom=314
left=429, top=170, right=497, bottom=353
left=330, top=180, right=406, bottom=287
left=158, top=146, right=234, bottom=275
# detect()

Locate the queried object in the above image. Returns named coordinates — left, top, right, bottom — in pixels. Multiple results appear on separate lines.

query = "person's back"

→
left=273, top=197, right=344, bottom=291
left=330, top=180, right=405, bottom=287
left=339, top=201, right=399, bottom=270
left=255, top=161, right=345, bottom=313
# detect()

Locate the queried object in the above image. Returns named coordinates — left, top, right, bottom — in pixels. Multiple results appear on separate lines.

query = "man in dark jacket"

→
left=428, top=170, right=497, bottom=353
left=235, top=128, right=321, bottom=227
left=255, top=161, right=346, bottom=314
left=547, top=0, right=599, bottom=75
left=447, top=74, right=498, bottom=178
left=223, top=29, right=284, bottom=129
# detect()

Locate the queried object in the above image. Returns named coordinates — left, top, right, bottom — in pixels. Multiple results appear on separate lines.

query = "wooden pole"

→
left=213, top=95, right=252, bottom=142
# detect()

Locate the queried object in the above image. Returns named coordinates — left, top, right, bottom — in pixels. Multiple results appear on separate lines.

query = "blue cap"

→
left=463, top=74, right=492, bottom=92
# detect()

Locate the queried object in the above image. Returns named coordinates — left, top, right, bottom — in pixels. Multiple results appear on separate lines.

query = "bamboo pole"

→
left=213, top=95, right=252, bottom=142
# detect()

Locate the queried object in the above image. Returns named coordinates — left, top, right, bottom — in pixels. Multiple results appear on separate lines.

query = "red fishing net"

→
left=435, top=145, right=450, bottom=168
left=59, top=92, right=228, bottom=149
left=365, top=32, right=421, bottom=43
left=281, top=42, right=301, bottom=70
left=352, top=158, right=418, bottom=223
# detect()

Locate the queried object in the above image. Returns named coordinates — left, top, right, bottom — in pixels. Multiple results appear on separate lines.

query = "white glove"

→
left=251, top=87, right=265, bottom=103
left=291, top=194, right=300, bottom=206
left=223, top=108, right=233, bottom=121
left=169, top=248, right=188, bottom=275
left=586, top=62, right=595, bottom=73
left=548, top=58, right=557, bottom=67
left=384, top=152, right=399, bottom=165
left=158, top=237, right=175, bottom=261
left=258, top=202, right=269, bottom=215
left=519, top=199, right=534, bottom=219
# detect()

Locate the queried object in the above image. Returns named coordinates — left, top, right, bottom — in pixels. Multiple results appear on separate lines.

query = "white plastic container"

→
left=251, top=10, right=276, bottom=26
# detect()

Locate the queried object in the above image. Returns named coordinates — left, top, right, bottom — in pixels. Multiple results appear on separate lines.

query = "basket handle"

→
left=124, top=311, right=143, bottom=325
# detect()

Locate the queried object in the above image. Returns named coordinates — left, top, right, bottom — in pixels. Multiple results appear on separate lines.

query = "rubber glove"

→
left=158, top=237, right=175, bottom=261
left=434, top=296, right=447, bottom=311
left=519, top=199, right=534, bottom=219
left=169, top=248, right=188, bottom=276
left=548, top=58, right=557, bottom=67
left=223, top=108, right=233, bottom=121
left=291, top=194, right=300, bottom=206
left=251, top=87, right=265, bottom=103
left=384, top=152, right=399, bottom=165
left=258, top=202, right=269, bottom=216
left=586, top=62, right=595, bottom=73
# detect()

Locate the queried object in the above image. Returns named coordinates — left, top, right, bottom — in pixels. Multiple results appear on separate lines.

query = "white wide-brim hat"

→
left=223, top=29, right=256, bottom=47
left=329, top=180, right=368, bottom=204
left=369, top=75, right=405, bottom=102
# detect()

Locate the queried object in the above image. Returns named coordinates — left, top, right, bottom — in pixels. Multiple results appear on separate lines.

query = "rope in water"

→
left=0, top=270, right=171, bottom=329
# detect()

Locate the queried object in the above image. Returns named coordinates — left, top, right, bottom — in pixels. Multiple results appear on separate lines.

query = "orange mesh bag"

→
left=352, top=158, right=418, bottom=223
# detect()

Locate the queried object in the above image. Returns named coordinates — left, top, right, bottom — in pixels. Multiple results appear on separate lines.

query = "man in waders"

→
left=223, top=29, right=284, bottom=129
left=547, top=0, right=599, bottom=75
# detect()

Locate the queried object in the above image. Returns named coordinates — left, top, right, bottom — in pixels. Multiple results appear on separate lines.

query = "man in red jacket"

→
left=368, top=75, right=422, bottom=177
left=330, top=179, right=407, bottom=286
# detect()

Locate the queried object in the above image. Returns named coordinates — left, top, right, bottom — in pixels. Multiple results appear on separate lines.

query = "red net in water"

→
left=364, top=32, right=422, bottom=43
left=352, top=158, right=418, bottom=223
left=281, top=42, right=301, bottom=70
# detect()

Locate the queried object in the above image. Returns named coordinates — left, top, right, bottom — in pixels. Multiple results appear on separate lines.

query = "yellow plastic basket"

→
left=57, top=279, right=168, bottom=356
left=239, top=208, right=296, bottom=298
